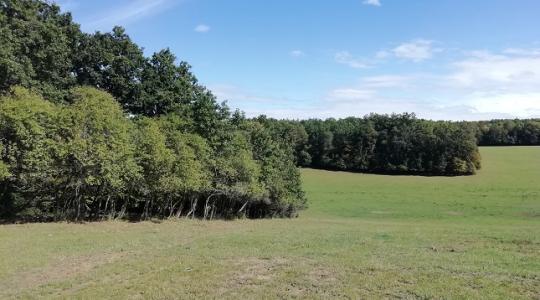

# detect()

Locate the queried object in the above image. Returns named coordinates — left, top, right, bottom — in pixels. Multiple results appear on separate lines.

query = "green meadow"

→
left=0, top=147, right=539, bottom=299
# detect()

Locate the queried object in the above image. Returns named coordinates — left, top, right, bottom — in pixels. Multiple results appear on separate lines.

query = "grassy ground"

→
left=0, top=147, right=539, bottom=299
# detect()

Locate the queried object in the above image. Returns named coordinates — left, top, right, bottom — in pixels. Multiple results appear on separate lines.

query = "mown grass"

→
left=0, top=147, right=539, bottom=299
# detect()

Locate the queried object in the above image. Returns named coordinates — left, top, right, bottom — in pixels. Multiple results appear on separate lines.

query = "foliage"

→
left=0, top=0, right=306, bottom=221
left=58, top=87, right=141, bottom=220
left=73, top=26, right=145, bottom=110
left=0, top=147, right=538, bottom=299
left=0, top=86, right=60, bottom=220
left=470, top=119, right=540, bottom=146
left=3, top=0, right=535, bottom=222
left=266, top=114, right=482, bottom=175
left=0, top=87, right=305, bottom=221
left=0, top=0, right=79, bottom=101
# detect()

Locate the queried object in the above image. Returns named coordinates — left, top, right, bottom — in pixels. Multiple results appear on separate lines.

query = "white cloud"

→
left=290, top=50, right=305, bottom=57
left=467, top=93, right=540, bottom=118
left=503, top=48, right=540, bottom=56
left=194, top=24, right=211, bottom=33
left=360, top=75, right=413, bottom=88
left=442, top=49, right=540, bottom=118
left=363, top=0, right=381, bottom=6
left=209, top=81, right=530, bottom=121
left=82, top=0, right=175, bottom=32
left=337, top=39, right=439, bottom=69
left=209, top=84, right=292, bottom=105
left=448, top=50, right=540, bottom=92
left=392, top=39, right=439, bottom=62
left=210, top=48, right=540, bottom=121
left=375, top=50, right=390, bottom=59
left=327, top=89, right=376, bottom=102
left=209, top=84, right=325, bottom=119
left=324, top=49, right=540, bottom=120
left=335, top=51, right=370, bottom=68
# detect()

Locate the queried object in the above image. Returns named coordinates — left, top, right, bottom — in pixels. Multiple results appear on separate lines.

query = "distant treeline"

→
left=0, top=0, right=304, bottom=221
left=256, top=115, right=482, bottom=175
left=1, top=1, right=537, bottom=222
left=470, top=119, right=540, bottom=146
left=255, top=117, right=540, bottom=176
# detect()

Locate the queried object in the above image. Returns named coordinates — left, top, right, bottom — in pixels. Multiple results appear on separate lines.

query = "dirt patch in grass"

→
left=217, top=257, right=342, bottom=298
left=224, top=257, right=289, bottom=287
left=521, top=210, right=540, bottom=218
left=0, top=251, right=126, bottom=296
left=308, top=266, right=339, bottom=283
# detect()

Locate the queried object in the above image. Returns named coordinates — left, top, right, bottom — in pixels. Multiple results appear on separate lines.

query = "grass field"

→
left=0, top=147, right=539, bottom=299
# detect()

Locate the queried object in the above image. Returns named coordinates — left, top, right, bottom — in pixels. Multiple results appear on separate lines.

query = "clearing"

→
left=0, top=147, right=539, bottom=299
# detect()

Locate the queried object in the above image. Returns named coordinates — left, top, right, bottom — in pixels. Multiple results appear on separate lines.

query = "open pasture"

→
left=0, top=147, right=539, bottom=299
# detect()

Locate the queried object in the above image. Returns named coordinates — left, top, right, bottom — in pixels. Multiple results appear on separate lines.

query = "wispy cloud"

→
left=82, top=0, right=176, bottom=32
left=194, top=24, right=211, bottom=33
left=326, top=48, right=540, bottom=120
left=212, top=46, right=540, bottom=121
left=336, top=39, right=439, bottom=70
left=327, top=89, right=376, bottom=102
left=448, top=49, right=540, bottom=91
left=208, top=84, right=314, bottom=118
left=392, top=39, right=440, bottom=62
left=503, top=48, right=540, bottom=56
left=335, top=51, right=370, bottom=68
left=360, top=75, right=414, bottom=88
left=290, top=50, right=305, bottom=58
left=363, top=0, right=381, bottom=7
left=209, top=84, right=291, bottom=105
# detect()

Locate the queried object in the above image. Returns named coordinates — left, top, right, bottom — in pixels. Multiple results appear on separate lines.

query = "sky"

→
left=56, top=0, right=540, bottom=120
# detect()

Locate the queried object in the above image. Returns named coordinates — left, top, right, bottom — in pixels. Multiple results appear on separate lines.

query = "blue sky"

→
left=57, top=0, right=540, bottom=120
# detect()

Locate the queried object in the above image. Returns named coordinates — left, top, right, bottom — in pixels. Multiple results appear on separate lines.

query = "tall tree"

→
left=74, top=26, right=145, bottom=110
left=0, top=86, right=60, bottom=220
left=0, top=0, right=80, bottom=101
left=59, top=87, right=141, bottom=220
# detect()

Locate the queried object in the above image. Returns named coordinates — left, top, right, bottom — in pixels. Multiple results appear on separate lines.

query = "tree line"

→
left=470, top=119, right=540, bottom=146
left=2, top=1, right=536, bottom=222
left=0, top=86, right=305, bottom=221
left=256, top=117, right=540, bottom=176
left=258, top=114, right=482, bottom=175
left=0, top=0, right=304, bottom=221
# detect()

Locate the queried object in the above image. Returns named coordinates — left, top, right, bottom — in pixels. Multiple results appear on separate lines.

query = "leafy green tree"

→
left=60, top=87, right=141, bottom=220
left=0, top=161, right=9, bottom=180
left=246, top=121, right=306, bottom=217
left=474, top=119, right=540, bottom=146
left=158, top=119, right=212, bottom=218
left=208, top=130, right=265, bottom=218
left=134, top=49, right=196, bottom=116
left=0, top=0, right=309, bottom=221
left=0, top=86, right=60, bottom=220
left=255, top=116, right=312, bottom=166
left=0, top=0, right=80, bottom=101
left=296, top=114, right=481, bottom=175
left=74, top=26, right=145, bottom=110
left=132, top=117, right=175, bottom=218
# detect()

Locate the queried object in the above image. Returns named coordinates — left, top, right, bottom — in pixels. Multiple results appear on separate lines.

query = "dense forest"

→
left=258, top=115, right=482, bottom=175
left=259, top=117, right=540, bottom=175
left=0, top=1, right=538, bottom=222
left=0, top=0, right=304, bottom=221
left=471, top=119, right=540, bottom=146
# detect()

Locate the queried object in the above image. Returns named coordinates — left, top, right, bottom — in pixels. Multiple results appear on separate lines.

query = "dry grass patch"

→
left=0, top=251, right=126, bottom=297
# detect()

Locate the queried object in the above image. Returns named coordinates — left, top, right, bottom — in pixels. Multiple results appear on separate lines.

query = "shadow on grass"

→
left=303, top=167, right=475, bottom=177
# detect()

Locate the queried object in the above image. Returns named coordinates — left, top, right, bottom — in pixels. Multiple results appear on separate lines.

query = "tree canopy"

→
left=3, top=0, right=536, bottom=223
left=263, top=114, right=482, bottom=175
left=0, top=0, right=305, bottom=221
